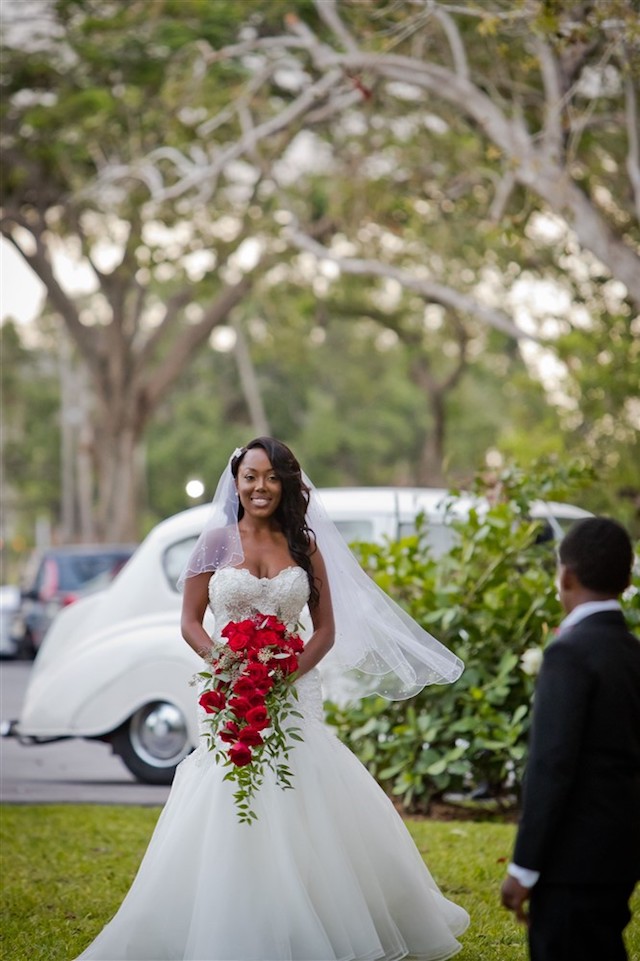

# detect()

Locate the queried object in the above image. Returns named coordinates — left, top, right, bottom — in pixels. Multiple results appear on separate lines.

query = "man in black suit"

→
left=501, top=516, right=640, bottom=961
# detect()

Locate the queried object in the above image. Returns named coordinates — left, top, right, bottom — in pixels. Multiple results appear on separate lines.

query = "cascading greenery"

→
left=324, top=459, right=640, bottom=814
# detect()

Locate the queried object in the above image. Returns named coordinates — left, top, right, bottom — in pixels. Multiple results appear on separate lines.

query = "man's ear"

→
left=558, top=563, right=577, bottom=593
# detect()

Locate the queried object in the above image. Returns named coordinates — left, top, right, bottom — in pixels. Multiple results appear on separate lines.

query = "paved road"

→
left=0, top=661, right=170, bottom=805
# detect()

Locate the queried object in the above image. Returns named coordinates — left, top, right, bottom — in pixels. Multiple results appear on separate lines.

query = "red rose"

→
left=244, top=689, right=264, bottom=707
left=219, top=721, right=240, bottom=743
left=256, top=628, right=283, bottom=648
left=199, top=689, right=226, bottom=714
left=260, top=615, right=287, bottom=634
left=228, top=695, right=252, bottom=718
left=228, top=742, right=253, bottom=767
left=277, top=653, right=299, bottom=676
left=246, top=705, right=270, bottom=729
left=223, top=619, right=258, bottom=652
left=244, top=662, right=271, bottom=683
left=287, top=636, right=304, bottom=654
left=233, top=674, right=259, bottom=696
left=249, top=673, right=274, bottom=695
left=222, top=618, right=255, bottom=638
left=238, top=726, right=264, bottom=747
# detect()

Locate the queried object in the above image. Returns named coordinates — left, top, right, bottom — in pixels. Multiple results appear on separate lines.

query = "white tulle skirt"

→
left=76, top=672, right=469, bottom=961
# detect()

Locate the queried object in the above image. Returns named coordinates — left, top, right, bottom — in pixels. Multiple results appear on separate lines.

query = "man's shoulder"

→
left=561, top=609, right=632, bottom=639
left=555, top=612, right=640, bottom=667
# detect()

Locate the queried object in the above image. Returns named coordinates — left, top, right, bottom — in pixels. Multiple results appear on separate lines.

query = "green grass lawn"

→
left=1, top=806, right=638, bottom=961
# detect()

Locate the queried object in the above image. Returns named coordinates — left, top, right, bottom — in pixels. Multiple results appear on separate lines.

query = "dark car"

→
left=9, top=544, right=136, bottom=657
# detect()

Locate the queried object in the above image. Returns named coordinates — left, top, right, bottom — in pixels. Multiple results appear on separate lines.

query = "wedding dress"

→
left=77, top=566, right=469, bottom=961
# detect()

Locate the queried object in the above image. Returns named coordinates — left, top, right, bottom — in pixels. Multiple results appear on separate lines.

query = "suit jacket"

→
left=513, top=610, right=640, bottom=885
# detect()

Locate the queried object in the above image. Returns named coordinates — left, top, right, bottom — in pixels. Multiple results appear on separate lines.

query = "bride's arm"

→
left=181, top=572, right=215, bottom=659
left=294, top=548, right=335, bottom=678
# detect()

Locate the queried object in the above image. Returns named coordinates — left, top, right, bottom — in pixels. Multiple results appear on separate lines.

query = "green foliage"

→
left=0, top=321, right=61, bottom=567
left=144, top=345, right=249, bottom=526
left=325, top=459, right=640, bottom=812
left=497, top=302, right=640, bottom=534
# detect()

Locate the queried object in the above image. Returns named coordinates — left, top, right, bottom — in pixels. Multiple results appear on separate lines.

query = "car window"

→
left=398, top=521, right=458, bottom=557
left=333, top=520, right=375, bottom=543
left=533, top=520, right=555, bottom=545
left=55, top=553, right=132, bottom=591
left=163, top=536, right=199, bottom=591
left=398, top=521, right=418, bottom=539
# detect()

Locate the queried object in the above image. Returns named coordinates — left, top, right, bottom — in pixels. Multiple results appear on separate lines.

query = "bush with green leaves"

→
left=324, top=460, right=639, bottom=814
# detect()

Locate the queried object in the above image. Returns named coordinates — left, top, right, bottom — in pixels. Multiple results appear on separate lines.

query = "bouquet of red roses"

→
left=197, top=612, right=304, bottom=823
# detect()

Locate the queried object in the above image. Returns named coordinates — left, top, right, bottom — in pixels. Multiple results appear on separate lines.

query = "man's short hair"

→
left=558, top=517, right=633, bottom=595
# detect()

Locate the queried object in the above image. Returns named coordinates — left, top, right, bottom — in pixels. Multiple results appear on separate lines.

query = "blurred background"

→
left=2, top=0, right=639, bottom=586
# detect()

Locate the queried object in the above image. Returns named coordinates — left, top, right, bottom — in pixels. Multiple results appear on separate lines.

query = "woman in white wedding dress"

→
left=76, top=438, right=469, bottom=961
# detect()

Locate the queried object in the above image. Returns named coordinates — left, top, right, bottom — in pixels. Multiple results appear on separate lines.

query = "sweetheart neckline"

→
left=215, top=565, right=303, bottom=583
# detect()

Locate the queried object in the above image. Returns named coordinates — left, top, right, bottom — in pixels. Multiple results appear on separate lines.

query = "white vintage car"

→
left=13, top=489, right=591, bottom=784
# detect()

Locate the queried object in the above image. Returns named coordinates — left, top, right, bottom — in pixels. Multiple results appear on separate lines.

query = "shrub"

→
left=324, top=460, right=639, bottom=813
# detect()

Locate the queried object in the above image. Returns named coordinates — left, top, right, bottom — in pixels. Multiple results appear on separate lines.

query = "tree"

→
left=1, top=0, right=277, bottom=540
left=498, top=289, right=640, bottom=530
left=3, top=1, right=638, bottom=537
left=312, top=4, right=639, bottom=284
left=90, top=1, right=639, bottom=305
left=85, top=0, right=638, bottom=493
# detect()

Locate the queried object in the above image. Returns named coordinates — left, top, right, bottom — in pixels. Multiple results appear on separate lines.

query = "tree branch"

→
left=533, top=35, right=564, bottom=162
left=313, top=0, right=360, bottom=54
left=141, top=274, right=256, bottom=415
left=231, top=313, right=271, bottom=435
left=94, top=69, right=346, bottom=203
left=489, top=169, right=517, bottom=222
left=0, top=215, right=102, bottom=374
left=287, top=228, right=536, bottom=342
left=196, top=63, right=275, bottom=137
left=198, top=34, right=311, bottom=65
left=624, top=70, right=640, bottom=224
left=131, top=286, right=194, bottom=379
left=439, top=313, right=469, bottom=393
left=433, top=4, right=469, bottom=81
left=283, top=32, right=640, bottom=307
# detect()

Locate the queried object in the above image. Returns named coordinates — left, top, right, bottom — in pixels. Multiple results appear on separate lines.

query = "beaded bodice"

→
left=208, top=566, right=310, bottom=636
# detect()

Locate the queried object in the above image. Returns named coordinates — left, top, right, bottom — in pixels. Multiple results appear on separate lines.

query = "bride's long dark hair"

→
left=231, top=437, right=319, bottom=608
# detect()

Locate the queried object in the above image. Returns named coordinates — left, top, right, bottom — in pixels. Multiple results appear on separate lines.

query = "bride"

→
left=76, top=437, right=469, bottom=961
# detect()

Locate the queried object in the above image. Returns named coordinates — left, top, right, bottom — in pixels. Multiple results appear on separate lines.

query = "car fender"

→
left=19, top=617, right=202, bottom=744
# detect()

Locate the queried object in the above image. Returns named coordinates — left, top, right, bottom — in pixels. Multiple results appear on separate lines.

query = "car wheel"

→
left=112, top=701, right=193, bottom=785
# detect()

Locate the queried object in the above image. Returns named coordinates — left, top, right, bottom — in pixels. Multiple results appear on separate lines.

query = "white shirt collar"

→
left=559, top=599, right=622, bottom=635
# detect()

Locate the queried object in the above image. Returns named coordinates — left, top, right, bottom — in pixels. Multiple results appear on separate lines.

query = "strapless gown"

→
left=76, top=566, right=469, bottom=961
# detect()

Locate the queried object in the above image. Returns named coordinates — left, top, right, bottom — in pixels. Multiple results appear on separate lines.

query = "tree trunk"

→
left=232, top=316, right=270, bottom=435
left=417, top=390, right=446, bottom=487
left=409, top=357, right=448, bottom=486
left=76, top=367, right=96, bottom=543
left=5, top=225, right=265, bottom=542
left=94, top=415, right=144, bottom=543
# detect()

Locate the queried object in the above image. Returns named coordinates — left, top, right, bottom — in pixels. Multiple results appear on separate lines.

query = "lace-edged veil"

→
left=179, top=447, right=464, bottom=701
left=177, top=450, right=244, bottom=588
